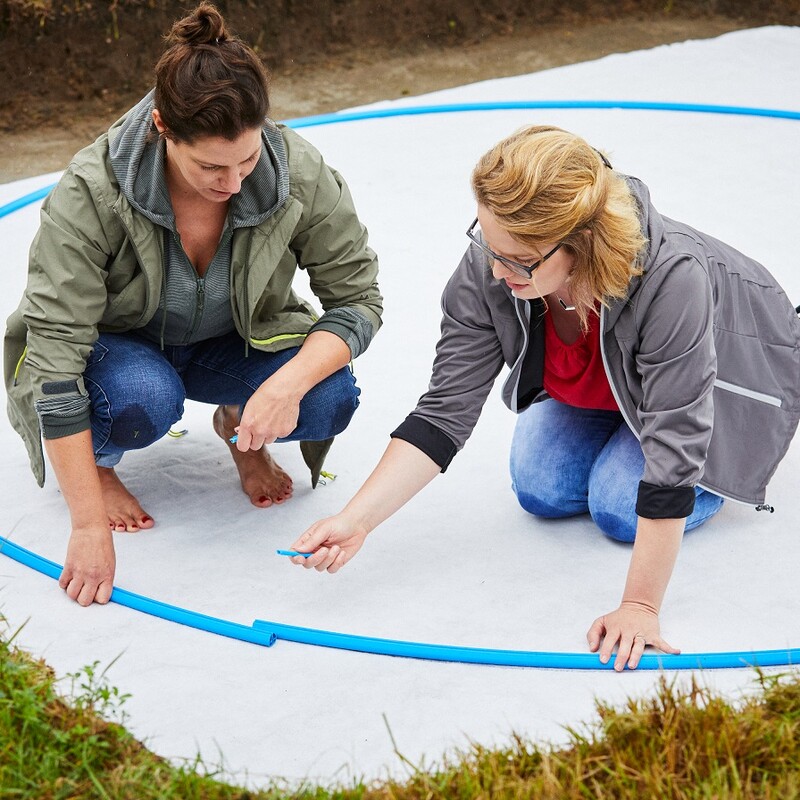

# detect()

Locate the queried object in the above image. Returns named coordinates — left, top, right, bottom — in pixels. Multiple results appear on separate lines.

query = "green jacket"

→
left=4, top=115, right=382, bottom=486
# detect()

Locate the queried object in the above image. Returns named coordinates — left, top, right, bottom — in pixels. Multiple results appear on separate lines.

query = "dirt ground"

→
left=0, top=14, right=762, bottom=184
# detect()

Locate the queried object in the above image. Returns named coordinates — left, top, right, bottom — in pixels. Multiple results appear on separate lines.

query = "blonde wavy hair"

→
left=471, top=125, right=646, bottom=328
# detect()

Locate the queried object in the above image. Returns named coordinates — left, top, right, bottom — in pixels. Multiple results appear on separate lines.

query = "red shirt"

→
left=543, top=308, right=619, bottom=411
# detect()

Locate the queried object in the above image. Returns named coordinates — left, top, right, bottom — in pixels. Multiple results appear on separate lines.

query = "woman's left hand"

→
left=587, top=600, right=680, bottom=671
left=233, top=331, right=353, bottom=450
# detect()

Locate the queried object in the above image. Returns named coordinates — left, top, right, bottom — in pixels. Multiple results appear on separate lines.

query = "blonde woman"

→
left=288, top=125, right=800, bottom=670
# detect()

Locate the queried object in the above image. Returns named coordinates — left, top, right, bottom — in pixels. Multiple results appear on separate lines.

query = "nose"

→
left=219, top=168, right=242, bottom=194
left=491, top=257, right=514, bottom=281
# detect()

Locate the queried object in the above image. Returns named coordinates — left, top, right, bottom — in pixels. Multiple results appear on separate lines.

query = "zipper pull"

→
left=755, top=504, right=774, bottom=513
left=196, top=278, right=205, bottom=311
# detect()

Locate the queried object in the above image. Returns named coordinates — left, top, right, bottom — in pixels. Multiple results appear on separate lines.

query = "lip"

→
left=210, top=189, right=233, bottom=198
left=505, top=279, right=528, bottom=291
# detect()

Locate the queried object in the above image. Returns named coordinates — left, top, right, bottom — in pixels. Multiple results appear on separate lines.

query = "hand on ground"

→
left=587, top=600, right=680, bottom=671
left=58, top=525, right=116, bottom=606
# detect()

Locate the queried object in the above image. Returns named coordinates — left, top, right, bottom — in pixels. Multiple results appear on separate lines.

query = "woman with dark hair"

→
left=4, top=2, right=383, bottom=606
left=287, top=125, right=799, bottom=671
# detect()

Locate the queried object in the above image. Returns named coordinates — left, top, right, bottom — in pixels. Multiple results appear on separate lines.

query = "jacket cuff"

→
left=391, top=414, right=458, bottom=472
left=35, top=385, right=92, bottom=440
left=40, top=410, right=92, bottom=440
left=309, top=308, right=375, bottom=359
left=636, top=481, right=696, bottom=519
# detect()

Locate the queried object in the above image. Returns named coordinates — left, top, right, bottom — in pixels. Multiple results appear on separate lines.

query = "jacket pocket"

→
left=713, top=378, right=782, bottom=408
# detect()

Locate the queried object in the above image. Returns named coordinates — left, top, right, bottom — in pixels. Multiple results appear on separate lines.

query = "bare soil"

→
left=0, top=12, right=778, bottom=183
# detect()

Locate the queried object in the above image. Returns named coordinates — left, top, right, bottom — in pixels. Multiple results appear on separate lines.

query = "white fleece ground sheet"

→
left=1, top=26, right=799, bottom=789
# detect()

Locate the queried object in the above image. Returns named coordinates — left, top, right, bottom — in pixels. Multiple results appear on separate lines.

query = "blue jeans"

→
left=509, top=399, right=724, bottom=542
left=84, top=331, right=360, bottom=467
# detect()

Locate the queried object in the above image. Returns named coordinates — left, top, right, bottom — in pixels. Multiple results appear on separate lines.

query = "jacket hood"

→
left=107, top=90, right=289, bottom=230
left=626, top=175, right=666, bottom=272
left=604, top=175, right=664, bottom=328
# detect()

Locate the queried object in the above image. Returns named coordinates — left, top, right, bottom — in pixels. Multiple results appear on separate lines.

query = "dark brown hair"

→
left=153, top=2, right=269, bottom=142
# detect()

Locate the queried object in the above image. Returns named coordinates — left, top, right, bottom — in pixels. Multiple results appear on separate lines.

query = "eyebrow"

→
left=486, top=238, right=542, bottom=262
left=195, top=147, right=261, bottom=169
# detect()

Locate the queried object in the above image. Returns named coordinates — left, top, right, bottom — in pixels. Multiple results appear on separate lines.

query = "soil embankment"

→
left=2, top=0, right=798, bottom=181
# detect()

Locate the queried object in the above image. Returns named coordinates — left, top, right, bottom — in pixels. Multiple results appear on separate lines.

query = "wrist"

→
left=261, top=368, right=308, bottom=402
left=620, top=598, right=659, bottom=616
left=339, top=505, right=373, bottom=538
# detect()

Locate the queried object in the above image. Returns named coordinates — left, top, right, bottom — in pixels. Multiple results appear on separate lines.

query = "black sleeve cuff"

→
left=41, top=409, right=92, bottom=440
left=390, top=414, right=458, bottom=472
left=635, top=480, right=696, bottom=519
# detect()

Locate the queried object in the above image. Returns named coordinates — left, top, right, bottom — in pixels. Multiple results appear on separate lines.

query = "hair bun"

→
left=166, top=2, right=228, bottom=47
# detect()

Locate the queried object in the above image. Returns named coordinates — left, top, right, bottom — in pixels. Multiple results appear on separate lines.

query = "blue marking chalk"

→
left=277, top=549, right=312, bottom=558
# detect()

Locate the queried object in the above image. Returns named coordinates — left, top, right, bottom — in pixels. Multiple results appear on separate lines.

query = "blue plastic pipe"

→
left=6, top=535, right=798, bottom=670
left=0, top=538, right=276, bottom=647
left=2, top=99, right=799, bottom=220
left=252, top=619, right=800, bottom=671
left=3, top=98, right=800, bottom=670
left=0, top=184, right=53, bottom=218
left=282, top=99, right=800, bottom=129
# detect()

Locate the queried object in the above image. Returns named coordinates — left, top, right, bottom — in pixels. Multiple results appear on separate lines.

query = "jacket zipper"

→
left=186, top=278, right=205, bottom=343
left=508, top=298, right=530, bottom=412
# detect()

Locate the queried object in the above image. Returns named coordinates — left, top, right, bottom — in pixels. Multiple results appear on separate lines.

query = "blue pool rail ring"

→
left=0, top=184, right=54, bottom=218
left=3, top=97, right=800, bottom=670
left=0, top=538, right=276, bottom=648
left=2, top=99, right=799, bottom=220
left=282, top=99, right=800, bottom=130
left=252, top=619, right=800, bottom=672
left=2, top=536, right=798, bottom=671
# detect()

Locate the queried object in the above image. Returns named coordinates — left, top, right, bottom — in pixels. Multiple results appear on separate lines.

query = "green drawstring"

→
left=12, top=346, right=27, bottom=385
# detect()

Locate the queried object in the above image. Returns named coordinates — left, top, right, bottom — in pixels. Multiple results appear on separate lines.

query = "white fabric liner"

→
left=0, top=26, right=798, bottom=789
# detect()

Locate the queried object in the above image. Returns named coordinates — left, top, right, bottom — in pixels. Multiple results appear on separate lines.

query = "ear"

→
left=151, top=108, right=168, bottom=136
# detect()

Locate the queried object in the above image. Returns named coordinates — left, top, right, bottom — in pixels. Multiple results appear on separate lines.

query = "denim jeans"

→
left=84, top=331, right=360, bottom=467
left=509, top=398, right=724, bottom=542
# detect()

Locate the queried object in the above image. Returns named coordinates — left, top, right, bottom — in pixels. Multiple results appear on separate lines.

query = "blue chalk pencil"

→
left=229, top=434, right=238, bottom=443
left=276, top=549, right=312, bottom=558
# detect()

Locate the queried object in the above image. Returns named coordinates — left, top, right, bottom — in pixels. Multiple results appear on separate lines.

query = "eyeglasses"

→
left=466, top=218, right=564, bottom=279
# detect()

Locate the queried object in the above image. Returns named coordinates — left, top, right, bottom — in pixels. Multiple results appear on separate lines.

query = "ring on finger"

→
left=634, top=633, right=647, bottom=645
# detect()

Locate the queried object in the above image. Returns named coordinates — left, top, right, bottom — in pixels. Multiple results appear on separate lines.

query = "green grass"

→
left=1, top=618, right=799, bottom=799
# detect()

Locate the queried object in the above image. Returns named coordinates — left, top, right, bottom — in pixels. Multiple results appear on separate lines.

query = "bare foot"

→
left=213, top=405, right=294, bottom=508
left=97, top=467, right=155, bottom=532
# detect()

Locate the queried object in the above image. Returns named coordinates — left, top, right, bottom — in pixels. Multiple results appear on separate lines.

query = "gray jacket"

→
left=392, top=177, right=800, bottom=517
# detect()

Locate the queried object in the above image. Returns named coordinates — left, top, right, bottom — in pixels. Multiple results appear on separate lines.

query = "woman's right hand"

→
left=288, top=514, right=369, bottom=573
left=286, top=439, right=442, bottom=574
left=58, top=525, right=116, bottom=605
